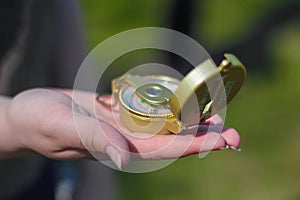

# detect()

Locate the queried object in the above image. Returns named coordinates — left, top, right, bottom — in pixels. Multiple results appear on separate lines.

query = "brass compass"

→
left=97, top=54, right=246, bottom=134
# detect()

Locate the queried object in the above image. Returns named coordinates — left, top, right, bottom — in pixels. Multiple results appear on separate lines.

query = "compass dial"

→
left=121, top=77, right=179, bottom=115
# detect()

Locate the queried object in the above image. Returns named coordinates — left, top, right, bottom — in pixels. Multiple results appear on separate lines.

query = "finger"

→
left=185, top=125, right=241, bottom=151
left=55, top=91, right=131, bottom=167
left=181, top=132, right=226, bottom=157
left=75, top=115, right=131, bottom=169
left=204, top=114, right=224, bottom=125
left=50, top=149, right=93, bottom=160
left=221, top=127, right=241, bottom=150
left=53, top=107, right=130, bottom=169
left=125, top=131, right=226, bottom=160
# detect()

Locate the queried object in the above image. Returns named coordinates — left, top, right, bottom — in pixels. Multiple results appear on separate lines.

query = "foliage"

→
left=80, top=0, right=300, bottom=199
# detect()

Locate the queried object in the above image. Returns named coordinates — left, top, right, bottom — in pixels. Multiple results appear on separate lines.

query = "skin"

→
left=0, top=88, right=240, bottom=169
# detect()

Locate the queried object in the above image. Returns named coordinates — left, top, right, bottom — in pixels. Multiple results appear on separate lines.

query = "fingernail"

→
left=106, top=145, right=122, bottom=169
left=229, top=146, right=242, bottom=152
left=219, top=145, right=229, bottom=150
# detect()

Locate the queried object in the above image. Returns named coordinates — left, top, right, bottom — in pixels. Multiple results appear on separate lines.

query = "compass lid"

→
left=169, top=54, right=246, bottom=125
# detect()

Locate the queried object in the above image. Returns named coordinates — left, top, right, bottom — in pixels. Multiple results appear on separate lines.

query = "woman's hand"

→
left=3, top=88, right=240, bottom=169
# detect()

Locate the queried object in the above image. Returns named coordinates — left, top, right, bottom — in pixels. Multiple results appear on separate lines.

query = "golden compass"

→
left=97, top=54, right=246, bottom=135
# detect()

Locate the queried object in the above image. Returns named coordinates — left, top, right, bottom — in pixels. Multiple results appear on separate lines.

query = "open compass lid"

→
left=169, top=54, right=246, bottom=125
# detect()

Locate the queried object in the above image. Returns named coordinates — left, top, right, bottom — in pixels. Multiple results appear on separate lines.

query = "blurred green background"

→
left=79, top=0, right=300, bottom=199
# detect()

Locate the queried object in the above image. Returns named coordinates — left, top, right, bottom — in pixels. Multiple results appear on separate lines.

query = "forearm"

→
left=0, top=96, right=27, bottom=158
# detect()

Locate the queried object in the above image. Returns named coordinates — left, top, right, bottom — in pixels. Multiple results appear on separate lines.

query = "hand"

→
left=4, top=88, right=240, bottom=169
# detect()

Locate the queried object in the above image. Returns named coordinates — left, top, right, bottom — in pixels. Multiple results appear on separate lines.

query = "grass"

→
left=79, top=0, right=300, bottom=199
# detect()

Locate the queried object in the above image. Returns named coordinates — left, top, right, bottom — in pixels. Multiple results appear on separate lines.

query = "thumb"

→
left=99, top=122, right=131, bottom=169
left=74, top=115, right=130, bottom=169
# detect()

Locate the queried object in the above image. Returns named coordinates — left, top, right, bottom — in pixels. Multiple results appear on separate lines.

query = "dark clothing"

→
left=0, top=0, right=86, bottom=199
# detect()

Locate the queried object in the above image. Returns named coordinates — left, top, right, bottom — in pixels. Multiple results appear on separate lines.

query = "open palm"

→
left=6, top=88, right=240, bottom=169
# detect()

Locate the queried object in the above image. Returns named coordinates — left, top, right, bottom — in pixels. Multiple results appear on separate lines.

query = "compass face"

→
left=121, top=77, right=179, bottom=116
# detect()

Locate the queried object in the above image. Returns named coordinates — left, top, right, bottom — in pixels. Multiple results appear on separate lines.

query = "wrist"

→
left=0, top=96, right=28, bottom=157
